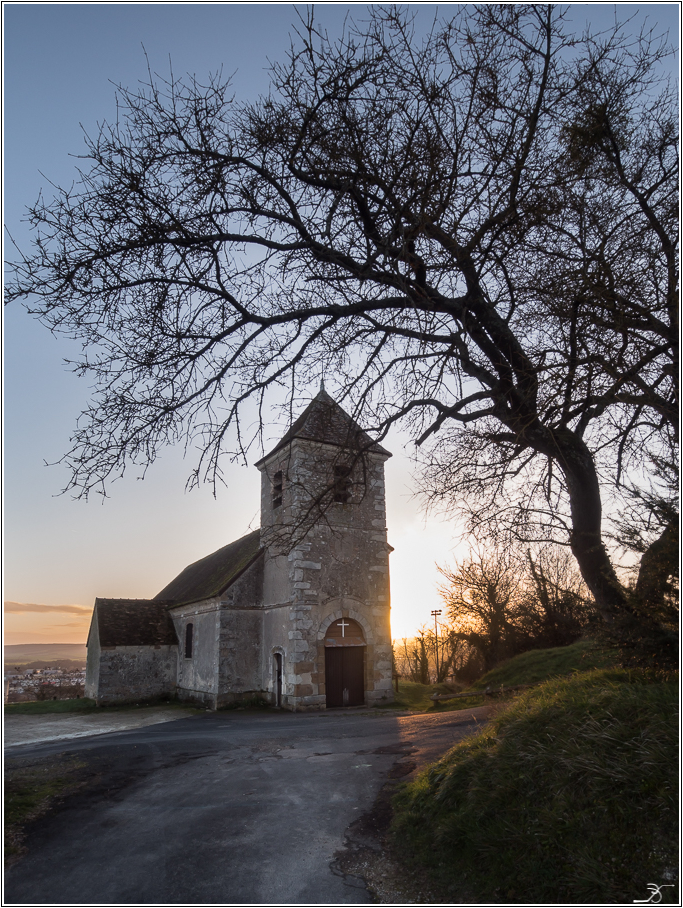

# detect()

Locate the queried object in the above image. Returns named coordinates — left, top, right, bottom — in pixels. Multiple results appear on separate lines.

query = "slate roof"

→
left=94, top=599, right=178, bottom=647
left=154, top=529, right=262, bottom=606
left=255, top=389, right=391, bottom=467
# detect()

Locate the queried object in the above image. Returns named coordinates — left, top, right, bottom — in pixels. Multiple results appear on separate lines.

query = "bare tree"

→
left=521, top=548, right=595, bottom=649
left=399, top=632, right=430, bottom=685
left=431, top=626, right=473, bottom=684
left=439, top=544, right=595, bottom=671
left=6, top=7, right=677, bottom=634
left=397, top=625, right=472, bottom=685
left=439, top=548, right=526, bottom=672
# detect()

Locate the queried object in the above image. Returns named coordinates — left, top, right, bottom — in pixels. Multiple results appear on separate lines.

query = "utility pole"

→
left=431, top=609, right=442, bottom=682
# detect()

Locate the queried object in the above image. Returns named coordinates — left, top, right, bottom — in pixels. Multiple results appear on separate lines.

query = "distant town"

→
left=4, top=660, right=86, bottom=702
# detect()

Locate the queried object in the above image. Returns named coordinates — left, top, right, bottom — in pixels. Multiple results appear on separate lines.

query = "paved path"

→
left=4, top=707, right=494, bottom=905
left=4, top=705, right=196, bottom=748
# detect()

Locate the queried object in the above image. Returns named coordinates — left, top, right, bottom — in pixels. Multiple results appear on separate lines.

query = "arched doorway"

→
left=324, top=618, right=365, bottom=707
left=273, top=653, right=283, bottom=707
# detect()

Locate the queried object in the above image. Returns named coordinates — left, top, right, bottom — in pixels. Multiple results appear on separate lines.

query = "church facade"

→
left=85, top=389, right=394, bottom=710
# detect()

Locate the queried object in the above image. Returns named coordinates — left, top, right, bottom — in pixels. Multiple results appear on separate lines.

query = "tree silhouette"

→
left=6, top=7, right=677, bottom=637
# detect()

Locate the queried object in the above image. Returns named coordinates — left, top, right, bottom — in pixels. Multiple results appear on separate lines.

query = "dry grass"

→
left=4, top=755, right=87, bottom=865
left=391, top=669, right=679, bottom=903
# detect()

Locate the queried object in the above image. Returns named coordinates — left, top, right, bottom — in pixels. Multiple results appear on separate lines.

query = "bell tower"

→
left=255, top=389, right=394, bottom=709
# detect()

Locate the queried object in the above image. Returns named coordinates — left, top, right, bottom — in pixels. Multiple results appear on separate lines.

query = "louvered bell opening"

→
left=272, top=470, right=283, bottom=509
left=333, top=464, right=352, bottom=503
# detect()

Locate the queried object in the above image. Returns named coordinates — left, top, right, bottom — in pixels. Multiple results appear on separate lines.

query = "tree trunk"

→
left=635, top=519, right=679, bottom=614
left=540, top=428, right=629, bottom=619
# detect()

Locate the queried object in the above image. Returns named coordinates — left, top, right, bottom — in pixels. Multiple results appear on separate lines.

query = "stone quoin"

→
left=85, top=389, right=394, bottom=710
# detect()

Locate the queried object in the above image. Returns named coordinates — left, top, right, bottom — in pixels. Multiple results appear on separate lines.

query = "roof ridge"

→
left=153, top=529, right=263, bottom=606
left=255, top=394, right=391, bottom=467
left=94, top=599, right=178, bottom=647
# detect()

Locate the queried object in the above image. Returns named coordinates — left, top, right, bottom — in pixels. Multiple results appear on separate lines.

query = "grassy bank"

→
left=470, top=639, right=613, bottom=689
left=5, top=755, right=87, bottom=864
left=374, top=680, right=440, bottom=711
left=390, top=669, right=678, bottom=903
left=4, top=699, right=98, bottom=715
left=4, top=697, right=189, bottom=716
left=382, top=640, right=614, bottom=713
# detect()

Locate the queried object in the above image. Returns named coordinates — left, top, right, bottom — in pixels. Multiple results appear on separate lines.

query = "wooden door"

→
left=325, top=646, right=365, bottom=707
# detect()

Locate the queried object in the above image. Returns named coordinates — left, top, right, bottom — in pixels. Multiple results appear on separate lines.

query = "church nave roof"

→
left=154, top=529, right=262, bottom=606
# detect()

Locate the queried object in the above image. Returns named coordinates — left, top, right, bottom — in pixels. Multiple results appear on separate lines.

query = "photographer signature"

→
left=633, top=883, right=675, bottom=904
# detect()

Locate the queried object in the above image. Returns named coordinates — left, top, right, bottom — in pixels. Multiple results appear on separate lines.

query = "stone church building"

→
left=85, top=389, right=394, bottom=710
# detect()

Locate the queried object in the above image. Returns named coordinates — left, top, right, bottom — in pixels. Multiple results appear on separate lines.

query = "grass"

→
left=379, top=640, right=616, bottom=714
left=390, top=668, right=679, bottom=903
left=374, top=680, right=440, bottom=711
left=373, top=679, right=493, bottom=712
left=471, top=639, right=614, bottom=689
left=4, top=755, right=87, bottom=864
left=4, top=699, right=99, bottom=715
left=4, top=697, right=188, bottom=716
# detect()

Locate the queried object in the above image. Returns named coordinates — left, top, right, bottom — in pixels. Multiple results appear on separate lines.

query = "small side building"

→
left=85, top=388, right=394, bottom=710
left=85, top=599, right=178, bottom=703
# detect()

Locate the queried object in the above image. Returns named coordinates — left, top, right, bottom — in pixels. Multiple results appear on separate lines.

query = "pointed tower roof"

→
left=255, top=389, right=391, bottom=467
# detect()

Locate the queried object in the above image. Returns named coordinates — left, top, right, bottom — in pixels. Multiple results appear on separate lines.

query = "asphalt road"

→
left=4, top=707, right=491, bottom=905
left=4, top=704, right=197, bottom=748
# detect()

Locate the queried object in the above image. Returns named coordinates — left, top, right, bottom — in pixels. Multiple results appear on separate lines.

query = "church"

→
left=85, top=388, right=395, bottom=710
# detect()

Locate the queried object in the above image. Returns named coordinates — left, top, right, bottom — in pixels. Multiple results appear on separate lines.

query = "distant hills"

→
left=4, top=643, right=87, bottom=666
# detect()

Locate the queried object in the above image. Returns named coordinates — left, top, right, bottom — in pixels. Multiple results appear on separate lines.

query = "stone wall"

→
left=170, top=601, right=220, bottom=705
left=221, top=551, right=264, bottom=610
left=171, top=556, right=266, bottom=708
left=258, top=439, right=394, bottom=710
left=84, top=610, right=101, bottom=699
left=216, top=556, right=266, bottom=705
left=216, top=606, right=263, bottom=706
left=261, top=607, right=291, bottom=704
left=89, top=644, right=177, bottom=704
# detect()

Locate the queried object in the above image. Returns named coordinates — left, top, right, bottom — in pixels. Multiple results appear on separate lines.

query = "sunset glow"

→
left=5, top=4, right=677, bottom=650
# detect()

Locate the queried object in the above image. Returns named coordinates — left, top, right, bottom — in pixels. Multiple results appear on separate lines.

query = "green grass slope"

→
left=472, top=639, right=614, bottom=689
left=374, top=680, right=439, bottom=711
left=391, top=669, right=678, bottom=903
left=382, top=640, right=614, bottom=713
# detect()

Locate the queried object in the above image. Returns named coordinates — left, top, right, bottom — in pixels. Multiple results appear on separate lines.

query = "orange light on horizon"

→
left=3, top=602, right=92, bottom=646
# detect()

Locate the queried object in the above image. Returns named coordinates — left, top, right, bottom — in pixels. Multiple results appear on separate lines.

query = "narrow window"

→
left=184, top=623, right=194, bottom=659
left=272, top=470, right=283, bottom=509
left=333, top=465, right=352, bottom=503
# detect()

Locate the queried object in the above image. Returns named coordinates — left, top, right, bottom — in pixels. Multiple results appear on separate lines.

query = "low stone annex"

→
left=85, top=389, right=395, bottom=710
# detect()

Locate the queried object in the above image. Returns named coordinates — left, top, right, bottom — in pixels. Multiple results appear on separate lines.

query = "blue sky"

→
left=3, top=3, right=679, bottom=644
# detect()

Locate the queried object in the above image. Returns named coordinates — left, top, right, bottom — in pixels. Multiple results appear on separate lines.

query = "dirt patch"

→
left=356, top=743, right=417, bottom=756
left=332, top=743, right=441, bottom=903
left=334, top=709, right=502, bottom=902
left=387, top=761, right=416, bottom=779
left=332, top=775, right=446, bottom=904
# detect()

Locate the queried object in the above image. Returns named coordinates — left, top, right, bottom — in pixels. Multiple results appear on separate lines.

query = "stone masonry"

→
left=85, top=389, right=394, bottom=710
left=256, top=428, right=394, bottom=709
